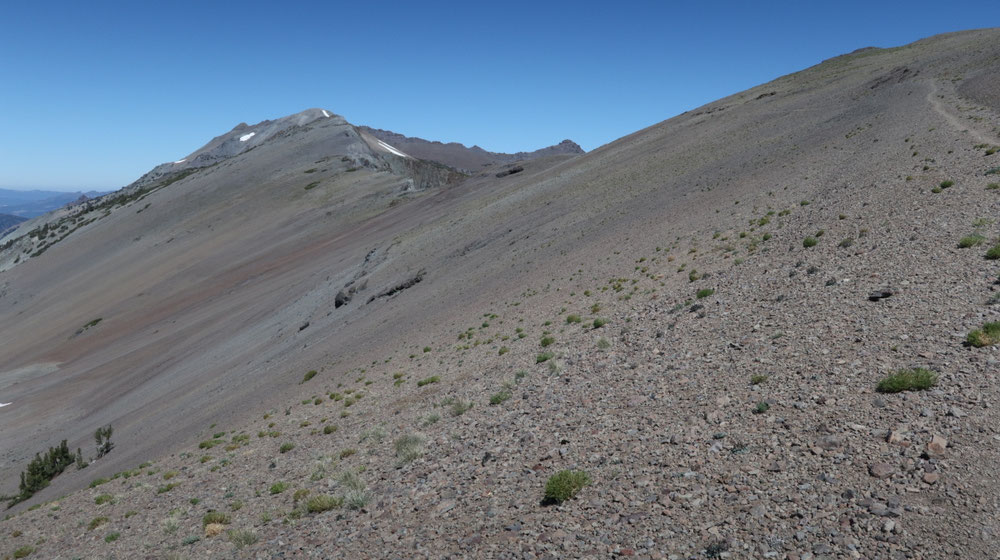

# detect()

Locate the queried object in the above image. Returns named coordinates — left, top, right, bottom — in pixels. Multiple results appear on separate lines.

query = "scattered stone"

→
left=868, top=289, right=894, bottom=302
left=869, top=462, right=895, bottom=479
left=334, top=290, right=351, bottom=308
left=926, top=435, right=948, bottom=458
left=817, top=434, right=844, bottom=450
left=436, top=499, right=456, bottom=514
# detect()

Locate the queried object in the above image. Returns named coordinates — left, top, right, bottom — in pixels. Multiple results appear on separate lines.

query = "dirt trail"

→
left=927, top=79, right=997, bottom=145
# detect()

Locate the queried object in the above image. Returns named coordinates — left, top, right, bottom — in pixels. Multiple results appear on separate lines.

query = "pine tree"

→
left=7, top=439, right=79, bottom=507
left=75, top=448, right=88, bottom=470
left=94, top=425, right=114, bottom=459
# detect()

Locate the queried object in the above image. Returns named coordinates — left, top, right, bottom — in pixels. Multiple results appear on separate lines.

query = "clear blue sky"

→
left=1, top=1, right=996, bottom=191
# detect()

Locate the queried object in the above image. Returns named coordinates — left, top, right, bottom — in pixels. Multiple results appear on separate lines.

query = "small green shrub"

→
left=448, top=399, right=473, bottom=416
left=489, top=386, right=512, bottom=405
left=498, top=346, right=509, bottom=356
left=202, top=511, right=231, bottom=526
left=877, top=368, right=938, bottom=393
left=592, top=318, right=607, bottom=328
left=750, top=374, right=768, bottom=385
left=939, top=180, right=954, bottom=189
left=394, top=434, right=425, bottom=464
left=105, top=531, right=120, bottom=543
left=13, top=546, right=35, bottom=558
left=323, top=425, right=338, bottom=435
left=967, top=322, right=1000, bottom=347
left=339, top=448, right=356, bottom=459
left=986, top=243, right=1000, bottom=260
left=198, top=439, right=222, bottom=449
left=156, top=482, right=180, bottom=494
left=838, top=238, right=853, bottom=248
left=987, top=182, right=999, bottom=190
left=597, top=337, right=611, bottom=350
left=279, top=442, right=295, bottom=454
left=416, top=376, right=440, bottom=387
left=269, top=482, right=289, bottom=494
left=958, top=234, right=986, bottom=248
left=536, top=352, right=554, bottom=363
left=565, top=314, right=582, bottom=324
left=802, top=236, right=818, bottom=248
left=359, top=425, right=386, bottom=444
left=543, top=470, right=591, bottom=504
left=301, top=370, right=318, bottom=383
left=339, top=472, right=371, bottom=510
left=540, top=336, right=555, bottom=347
left=696, top=288, right=714, bottom=299
left=161, top=516, right=179, bottom=535
left=228, top=528, right=259, bottom=549
left=88, top=516, right=108, bottom=531
left=306, top=494, right=343, bottom=513
left=94, top=493, right=113, bottom=505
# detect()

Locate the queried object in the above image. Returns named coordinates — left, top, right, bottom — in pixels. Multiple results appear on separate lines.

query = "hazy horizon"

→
left=0, top=185, right=113, bottom=193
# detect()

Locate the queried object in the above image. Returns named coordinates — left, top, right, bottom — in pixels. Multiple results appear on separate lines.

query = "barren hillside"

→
left=1, top=28, right=999, bottom=559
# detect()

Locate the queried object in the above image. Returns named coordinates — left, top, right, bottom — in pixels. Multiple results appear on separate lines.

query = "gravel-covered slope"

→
left=2, top=28, right=1000, bottom=560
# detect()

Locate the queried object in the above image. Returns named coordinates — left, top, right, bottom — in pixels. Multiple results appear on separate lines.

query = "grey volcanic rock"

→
left=360, top=126, right=584, bottom=172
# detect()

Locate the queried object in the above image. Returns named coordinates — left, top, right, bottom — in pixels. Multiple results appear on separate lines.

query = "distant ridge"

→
left=0, top=213, right=26, bottom=237
left=0, top=188, right=110, bottom=218
left=360, top=127, right=584, bottom=172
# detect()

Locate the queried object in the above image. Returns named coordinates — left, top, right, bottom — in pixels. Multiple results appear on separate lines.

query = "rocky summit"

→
left=1, top=29, right=999, bottom=559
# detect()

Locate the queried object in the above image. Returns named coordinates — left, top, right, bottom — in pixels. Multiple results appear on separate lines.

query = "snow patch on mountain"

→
left=377, top=140, right=409, bottom=158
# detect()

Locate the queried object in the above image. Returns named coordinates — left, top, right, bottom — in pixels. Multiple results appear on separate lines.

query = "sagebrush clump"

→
left=967, top=322, right=1000, bottom=347
left=543, top=470, right=591, bottom=504
left=877, top=368, right=938, bottom=393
